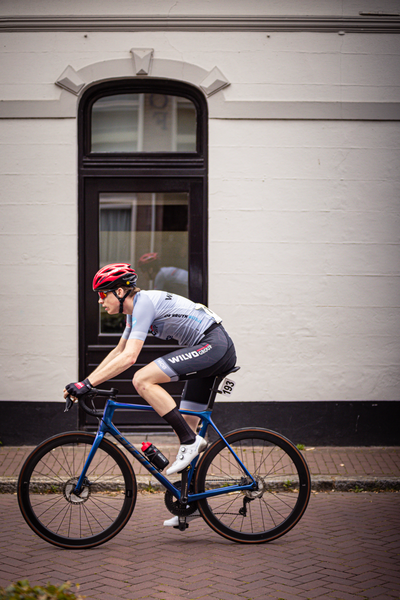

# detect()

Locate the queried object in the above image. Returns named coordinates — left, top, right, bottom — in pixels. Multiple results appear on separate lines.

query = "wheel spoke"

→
left=34, top=494, right=67, bottom=521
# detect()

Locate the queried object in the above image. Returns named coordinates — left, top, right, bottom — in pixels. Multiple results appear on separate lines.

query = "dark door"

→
left=79, top=176, right=207, bottom=431
left=78, top=80, right=208, bottom=432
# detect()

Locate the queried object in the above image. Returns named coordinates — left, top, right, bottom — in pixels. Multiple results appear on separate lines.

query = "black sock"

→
left=163, top=408, right=196, bottom=445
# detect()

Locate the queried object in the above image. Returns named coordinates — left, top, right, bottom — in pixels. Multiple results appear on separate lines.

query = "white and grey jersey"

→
left=121, top=290, right=221, bottom=347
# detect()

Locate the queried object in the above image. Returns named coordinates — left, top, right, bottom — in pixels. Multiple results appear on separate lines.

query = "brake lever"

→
left=64, top=395, right=75, bottom=412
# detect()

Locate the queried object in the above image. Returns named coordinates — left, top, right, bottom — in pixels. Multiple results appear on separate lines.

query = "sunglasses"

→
left=98, top=291, right=111, bottom=299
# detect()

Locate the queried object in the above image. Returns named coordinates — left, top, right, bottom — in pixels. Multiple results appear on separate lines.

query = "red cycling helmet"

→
left=138, top=252, right=159, bottom=267
left=93, top=263, right=138, bottom=291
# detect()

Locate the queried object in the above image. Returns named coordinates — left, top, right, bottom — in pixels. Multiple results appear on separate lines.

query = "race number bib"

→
left=219, top=377, right=236, bottom=397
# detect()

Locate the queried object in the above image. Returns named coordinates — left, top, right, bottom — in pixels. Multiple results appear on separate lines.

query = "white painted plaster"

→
left=1, top=30, right=399, bottom=103
left=208, top=119, right=400, bottom=402
left=0, top=119, right=78, bottom=401
left=0, top=0, right=398, bottom=404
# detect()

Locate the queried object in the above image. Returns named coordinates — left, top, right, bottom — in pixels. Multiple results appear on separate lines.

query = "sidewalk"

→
left=1, top=436, right=399, bottom=492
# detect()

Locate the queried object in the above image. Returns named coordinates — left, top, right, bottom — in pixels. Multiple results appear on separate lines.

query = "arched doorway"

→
left=78, top=79, right=208, bottom=432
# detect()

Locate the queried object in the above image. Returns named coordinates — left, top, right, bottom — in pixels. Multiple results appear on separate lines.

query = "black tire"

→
left=195, top=428, right=311, bottom=543
left=18, top=432, right=137, bottom=549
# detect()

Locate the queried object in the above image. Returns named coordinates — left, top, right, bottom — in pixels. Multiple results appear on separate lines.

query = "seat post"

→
left=179, top=366, right=240, bottom=414
left=205, top=366, right=241, bottom=411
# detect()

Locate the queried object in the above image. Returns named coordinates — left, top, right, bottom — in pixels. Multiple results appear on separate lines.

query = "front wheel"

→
left=195, top=428, right=311, bottom=543
left=18, top=432, right=137, bottom=549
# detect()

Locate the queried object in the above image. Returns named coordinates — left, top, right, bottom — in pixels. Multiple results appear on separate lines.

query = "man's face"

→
left=98, top=289, right=120, bottom=315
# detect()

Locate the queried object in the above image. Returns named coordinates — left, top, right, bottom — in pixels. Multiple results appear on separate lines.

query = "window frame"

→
left=77, top=78, right=208, bottom=430
left=79, top=79, right=207, bottom=169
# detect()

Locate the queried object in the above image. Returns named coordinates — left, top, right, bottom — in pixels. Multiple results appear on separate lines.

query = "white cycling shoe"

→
left=163, top=510, right=201, bottom=527
left=166, top=435, right=207, bottom=476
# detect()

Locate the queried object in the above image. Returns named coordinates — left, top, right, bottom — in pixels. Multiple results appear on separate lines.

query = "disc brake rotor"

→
left=63, top=478, right=91, bottom=504
left=243, top=475, right=265, bottom=499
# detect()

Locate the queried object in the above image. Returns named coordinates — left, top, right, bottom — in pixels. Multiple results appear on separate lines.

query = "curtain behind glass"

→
left=99, top=192, right=189, bottom=334
left=99, top=208, right=132, bottom=265
left=92, top=93, right=196, bottom=153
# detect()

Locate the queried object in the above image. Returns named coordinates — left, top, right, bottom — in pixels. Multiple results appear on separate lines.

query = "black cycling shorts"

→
left=154, top=323, right=236, bottom=384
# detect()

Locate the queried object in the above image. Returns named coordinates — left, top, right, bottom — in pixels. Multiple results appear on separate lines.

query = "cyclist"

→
left=64, top=263, right=236, bottom=484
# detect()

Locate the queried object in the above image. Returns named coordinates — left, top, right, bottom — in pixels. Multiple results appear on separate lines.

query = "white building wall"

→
left=1, top=30, right=400, bottom=103
left=209, top=119, right=400, bottom=401
left=0, top=0, right=399, bottom=406
left=0, top=119, right=78, bottom=398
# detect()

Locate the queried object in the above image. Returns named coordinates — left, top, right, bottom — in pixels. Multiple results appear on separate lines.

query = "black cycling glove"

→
left=65, top=378, right=93, bottom=398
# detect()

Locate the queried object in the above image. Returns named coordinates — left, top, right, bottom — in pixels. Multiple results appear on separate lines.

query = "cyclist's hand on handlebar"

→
left=63, top=388, right=76, bottom=401
left=65, top=378, right=93, bottom=398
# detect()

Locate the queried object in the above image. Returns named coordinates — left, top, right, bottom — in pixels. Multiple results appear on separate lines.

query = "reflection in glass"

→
left=92, top=94, right=140, bottom=152
left=92, top=94, right=196, bottom=153
left=99, top=192, right=189, bottom=334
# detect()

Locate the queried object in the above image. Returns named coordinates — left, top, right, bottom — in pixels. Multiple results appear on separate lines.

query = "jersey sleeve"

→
left=122, top=293, right=155, bottom=342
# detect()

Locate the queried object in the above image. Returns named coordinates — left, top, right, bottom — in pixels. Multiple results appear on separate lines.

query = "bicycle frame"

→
left=74, top=398, right=257, bottom=502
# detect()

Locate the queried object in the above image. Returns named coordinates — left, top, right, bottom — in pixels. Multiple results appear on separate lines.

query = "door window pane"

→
left=99, top=192, right=189, bottom=334
left=92, top=94, right=196, bottom=153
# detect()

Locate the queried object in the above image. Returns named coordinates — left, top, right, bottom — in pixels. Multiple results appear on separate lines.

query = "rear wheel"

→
left=195, top=428, right=311, bottom=543
left=18, top=432, right=136, bottom=549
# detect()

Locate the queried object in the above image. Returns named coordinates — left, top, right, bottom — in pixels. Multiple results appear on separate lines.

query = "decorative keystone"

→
left=55, top=65, right=85, bottom=95
left=200, top=67, right=230, bottom=97
left=130, top=48, right=154, bottom=75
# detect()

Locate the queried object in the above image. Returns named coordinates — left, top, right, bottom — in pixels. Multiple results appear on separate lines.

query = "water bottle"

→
left=141, top=442, right=169, bottom=471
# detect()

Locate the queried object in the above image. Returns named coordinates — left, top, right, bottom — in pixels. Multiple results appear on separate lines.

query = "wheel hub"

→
left=63, top=478, right=91, bottom=504
left=244, top=475, right=265, bottom=499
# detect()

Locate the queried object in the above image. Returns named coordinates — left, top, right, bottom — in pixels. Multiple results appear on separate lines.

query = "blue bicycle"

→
left=18, top=367, right=311, bottom=549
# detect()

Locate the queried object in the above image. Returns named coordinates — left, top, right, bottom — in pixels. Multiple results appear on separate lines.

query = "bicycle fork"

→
left=72, top=430, right=106, bottom=497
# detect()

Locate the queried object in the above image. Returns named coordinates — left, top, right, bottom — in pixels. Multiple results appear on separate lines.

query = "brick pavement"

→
left=1, top=430, right=399, bottom=598
left=0, top=490, right=399, bottom=600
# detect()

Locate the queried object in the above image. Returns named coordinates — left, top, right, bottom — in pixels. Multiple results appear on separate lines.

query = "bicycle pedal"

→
left=177, top=516, right=189, bottom=531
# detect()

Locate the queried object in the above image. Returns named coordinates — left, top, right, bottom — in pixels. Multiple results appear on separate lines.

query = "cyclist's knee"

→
left=132, top=369, right=146, bottom=393
left=133, top=363, right=169, bottom=393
